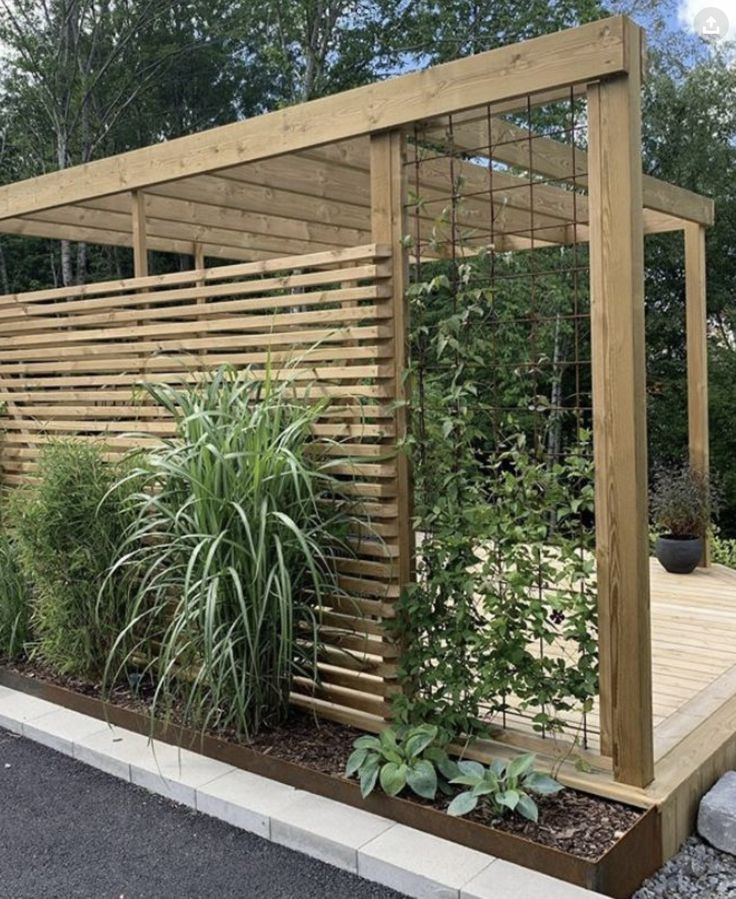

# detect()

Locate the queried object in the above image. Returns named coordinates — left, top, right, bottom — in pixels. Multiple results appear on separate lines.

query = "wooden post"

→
left=587, top=24, right=654, bottom=788
left=194, top=241, right=206, bottom=276
left=194, top=241, right=207, bottom=362
left=685, top=221, right=710, bottom=567
left=131, top=190, right=148, bottom=278
left=370, top=130, right=413, bottom=713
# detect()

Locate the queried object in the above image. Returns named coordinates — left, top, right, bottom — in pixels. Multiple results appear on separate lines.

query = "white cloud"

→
left=679, top=0, right=736, bottom=43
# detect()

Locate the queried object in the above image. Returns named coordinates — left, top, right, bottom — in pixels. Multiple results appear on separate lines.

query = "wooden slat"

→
left=131, top=191, right=148, bottom=278
left=0, top=281, right=389, bottom=332
left=1, top=244, right=404, bottom=733
left=1, top=302, right=392, bottom=347
left=0, top=18, right=630, bottom=220
left=0, top=243, right=386, bottom=306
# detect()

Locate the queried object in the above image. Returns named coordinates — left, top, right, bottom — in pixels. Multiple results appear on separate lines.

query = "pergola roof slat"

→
left=422, top=111, right=714, bottom=225
left=0, top=14, right=711, bottom=263
left=0, top=17, right=630, bottom=221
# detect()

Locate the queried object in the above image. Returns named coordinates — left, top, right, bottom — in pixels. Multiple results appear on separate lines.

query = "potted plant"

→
left=651, top=463, right=716, bottom=574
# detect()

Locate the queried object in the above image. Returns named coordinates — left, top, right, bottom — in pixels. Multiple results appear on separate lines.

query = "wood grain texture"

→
left=587, top=23, right=654, bottom=788
left=685, top=222, right=711, bottom=566
left=131, top=190, right=149, bottom=279
left=0, top=243, right=401, bottom=726
left=0, top=17, right=629, bottom=220
left=370, top=131, right=413, bottom=715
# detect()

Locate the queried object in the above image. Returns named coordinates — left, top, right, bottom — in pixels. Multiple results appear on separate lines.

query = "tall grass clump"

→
left=0, top=530, right=31, bottom=659
left=105, top=365, right=356, bottom=738
left=11, top=440, right=138, bottom=677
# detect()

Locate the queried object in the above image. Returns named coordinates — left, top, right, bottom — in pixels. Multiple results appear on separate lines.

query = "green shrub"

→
left=650, top=463, right=717, bottom=538
left=0, top=531, right=31, bottom=659
left=712, top=532, right=736, bottom=568
left=105, top=365, right=356, bottom=738
left=447, top=753, right=562, bottom=823
left=10, top=440, right=137, bottom=677
left=345, top=724, right=458, bottom=799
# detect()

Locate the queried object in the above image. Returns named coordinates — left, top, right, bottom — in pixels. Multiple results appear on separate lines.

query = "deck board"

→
left=486, top=559, right=736, bottom=764
left=650, top=560, right=736, bottom=758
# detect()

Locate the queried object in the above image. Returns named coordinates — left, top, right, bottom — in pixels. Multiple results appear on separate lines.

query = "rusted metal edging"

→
left=0, top=667, right=661, bottom=898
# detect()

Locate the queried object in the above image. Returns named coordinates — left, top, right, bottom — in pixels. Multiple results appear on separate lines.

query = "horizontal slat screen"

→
left=0, top=243, right=399, bottom=727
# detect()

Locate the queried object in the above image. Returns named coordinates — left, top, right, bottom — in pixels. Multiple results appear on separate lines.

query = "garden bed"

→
left=0, top=661, right=661, bottom=898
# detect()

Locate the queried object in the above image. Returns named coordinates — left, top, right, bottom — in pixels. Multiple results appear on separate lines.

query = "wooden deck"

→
left=489, top=559, right=736, bottom=754
left=467, top=559, right=736, bottom=860
left=650, top=560, right=736, bottom=759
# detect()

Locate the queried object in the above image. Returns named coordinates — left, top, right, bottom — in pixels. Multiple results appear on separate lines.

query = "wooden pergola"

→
left=0, top=15, right=726, bottom=855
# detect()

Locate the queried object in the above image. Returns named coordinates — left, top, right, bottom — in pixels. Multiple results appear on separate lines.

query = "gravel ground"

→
left=634, top=836, right=736, bottom=898
left=0, top=727, right=406, bottom=899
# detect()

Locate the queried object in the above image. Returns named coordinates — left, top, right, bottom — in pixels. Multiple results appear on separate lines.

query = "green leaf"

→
left=379, top=729, right=398, bottom=753
left=380, top=762, right=408, bottom=797
left=456, top=760, right=485, bottom=778
left=507, top=754, right=536, bottom=780
left=471, top=771, right=499, bottom=796
left=524, top=773, right=563, bottom=796
left=405, top=728, right=437, bottom=758
left=353, top=735, right=382, bottom=752
left=516, top=793, right=539, bottom=822
left=447, top=791, right=478, bottom=817
left=451, top=774, right=482, bottom=787
left=406, top=759, right=438, bottom=799
left=434, top=754, right=460, bottom=781
left=496, top=790, right=520, bottom=811
left=360, top=760, right=380, bottom=798
left=471, top=783, right=496, bottom=797
left=345, top=748, right=368, bottom=778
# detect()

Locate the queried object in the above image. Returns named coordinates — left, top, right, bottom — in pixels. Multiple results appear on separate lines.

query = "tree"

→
left=0, top=0, right=242, bottom=284
left=641, top=50, right=736, bottom=531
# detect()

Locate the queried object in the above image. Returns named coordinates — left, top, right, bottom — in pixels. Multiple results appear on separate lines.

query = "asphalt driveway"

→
left=0, top=727, right=406, bottom=899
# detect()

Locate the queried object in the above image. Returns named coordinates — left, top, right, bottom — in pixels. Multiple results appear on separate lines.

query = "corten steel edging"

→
left=0, top=667, right=661, bottom=898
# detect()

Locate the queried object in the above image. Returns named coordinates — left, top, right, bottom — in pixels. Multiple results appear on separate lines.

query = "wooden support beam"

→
left=370, top=131, right=413, bottom=716
left=0, top=215, right=267, bottom=262
left=587, top=21, right=654, bottom=788
left=421, top=113, right=714, bottom=226
left=685, top=221, right=710, bottom=567
left=25, top=203, right=329, bottom=260
left=0, top=18, right=632, bottom=220
left=131, top=190, right=149, bottom=278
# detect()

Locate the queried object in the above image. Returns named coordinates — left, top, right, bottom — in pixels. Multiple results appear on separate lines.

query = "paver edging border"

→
left=0, top=665, right=660, bottom=898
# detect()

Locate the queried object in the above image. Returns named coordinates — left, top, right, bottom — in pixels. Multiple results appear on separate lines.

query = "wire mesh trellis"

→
left=402, top=87, right=600, bottom=751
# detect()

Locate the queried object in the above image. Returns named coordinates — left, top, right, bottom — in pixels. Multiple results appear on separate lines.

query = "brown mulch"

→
left=2, top=656, right=641, bottom=861
left=461, top=789, right=640, bottom=860
left=239, top=704, right=642, bottom=861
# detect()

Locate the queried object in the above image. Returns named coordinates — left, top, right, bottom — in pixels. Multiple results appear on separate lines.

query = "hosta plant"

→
left=346, top=724, right=458, bottom=800
left=447, top=753, right=562, bottom=823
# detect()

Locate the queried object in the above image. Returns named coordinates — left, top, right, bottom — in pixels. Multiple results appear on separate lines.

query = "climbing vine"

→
left=392, top=238, right=598, bottom=740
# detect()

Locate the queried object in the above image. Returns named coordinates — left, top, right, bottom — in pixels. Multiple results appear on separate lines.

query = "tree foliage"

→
left=0, top=1, right=733, bottom=531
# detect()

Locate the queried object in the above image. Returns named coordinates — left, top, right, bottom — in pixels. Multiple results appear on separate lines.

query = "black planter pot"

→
left=655, top=535, right=704, bottom=574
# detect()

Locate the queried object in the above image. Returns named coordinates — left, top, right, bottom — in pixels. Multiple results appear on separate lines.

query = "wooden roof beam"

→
left=19, top=205, right=341, bottom=259
left=0, top=17, right=634, bottom=220
left=299, top=139, right=588, bottom=227
left=421, top=111, right=714, bottom=226
left=0, top=216, right=273, bottom=262
left=84, top=191, right=369, bottom=248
